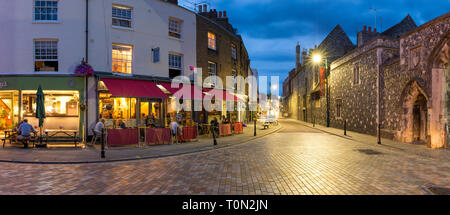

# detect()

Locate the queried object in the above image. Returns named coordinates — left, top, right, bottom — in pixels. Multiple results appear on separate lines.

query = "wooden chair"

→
left=90, top=128, right=98, bottom=145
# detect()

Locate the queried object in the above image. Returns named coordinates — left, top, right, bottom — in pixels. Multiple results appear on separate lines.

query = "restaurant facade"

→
left=0, top=76, right=86, bottom=139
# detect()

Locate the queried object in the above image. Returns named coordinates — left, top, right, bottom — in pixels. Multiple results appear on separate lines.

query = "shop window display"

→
left=0, top=91, right=19, bottom=132
left=99, top=93, right=137, bottom=128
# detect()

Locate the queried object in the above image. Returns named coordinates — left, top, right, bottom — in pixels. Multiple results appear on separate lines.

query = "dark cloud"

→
left=203, top=0, right=450, bottom=95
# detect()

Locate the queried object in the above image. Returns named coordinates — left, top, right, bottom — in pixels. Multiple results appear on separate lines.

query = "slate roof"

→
left=381, top=14, right=418, bottom=39
left=318, top=24, right=356, bottom=62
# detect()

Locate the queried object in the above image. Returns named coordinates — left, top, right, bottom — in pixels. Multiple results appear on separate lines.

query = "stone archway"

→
left=398, top=81, right=429, bottom=144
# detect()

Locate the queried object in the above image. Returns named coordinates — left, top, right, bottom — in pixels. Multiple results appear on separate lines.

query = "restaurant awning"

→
left=159, top=82, right=204, bottom=100
left=101, top=78, right=169, bottom=98
left=203, top=88, right=244, bottom=102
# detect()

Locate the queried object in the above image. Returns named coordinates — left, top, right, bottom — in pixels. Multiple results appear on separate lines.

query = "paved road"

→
left=0, top=119, right=449, bottom=194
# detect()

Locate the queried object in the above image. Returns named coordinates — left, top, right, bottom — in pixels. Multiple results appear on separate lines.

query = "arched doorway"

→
left=412, top=94, right=427, bottom=143
left=398, top=80, right=429, bottom=144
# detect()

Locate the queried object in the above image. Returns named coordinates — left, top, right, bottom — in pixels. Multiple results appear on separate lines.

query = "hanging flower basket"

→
left=74, top=60, right=94, bottom=76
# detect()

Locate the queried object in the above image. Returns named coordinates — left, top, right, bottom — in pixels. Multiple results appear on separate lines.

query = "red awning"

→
left=159, top=82, right=204, bottom=100
left=101, top=78, right=169, bottom=98
left=203, top=88, right=244, bottom=102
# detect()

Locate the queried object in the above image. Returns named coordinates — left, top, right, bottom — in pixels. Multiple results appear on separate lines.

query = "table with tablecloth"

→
left=107, top=128, right=139, bottom=146
left=178, top=126, right=197, bottom=141
left=233, top=122, right=243, bottom=134
left=219, top=124, right=232, bottom=136
left=146, top=128, right=171, bottom=144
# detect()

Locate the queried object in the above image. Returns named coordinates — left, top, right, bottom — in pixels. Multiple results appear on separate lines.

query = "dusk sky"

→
left=182, top=0, right=449, bottom=95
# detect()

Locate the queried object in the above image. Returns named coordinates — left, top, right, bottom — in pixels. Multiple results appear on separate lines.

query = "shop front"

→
left=0, top=76, right=85, bottom=140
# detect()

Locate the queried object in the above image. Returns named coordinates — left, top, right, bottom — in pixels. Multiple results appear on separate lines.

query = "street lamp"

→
left=312, top=53, right=330, bottom=127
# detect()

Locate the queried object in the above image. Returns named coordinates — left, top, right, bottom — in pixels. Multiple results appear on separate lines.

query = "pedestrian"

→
left=170, top=117, right=179, bottom=144
left=16, top=119, right=36, bottom=148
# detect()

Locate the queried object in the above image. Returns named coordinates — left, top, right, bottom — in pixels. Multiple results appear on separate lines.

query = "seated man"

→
left=94, top=119, right=105, bottom=135
left=16, top=119, right=36, bottom=148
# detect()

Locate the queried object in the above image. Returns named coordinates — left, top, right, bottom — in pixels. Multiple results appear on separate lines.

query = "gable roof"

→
left=318, top=24, right=355, bottom=62
left=381, top=14, right=418, bottom=39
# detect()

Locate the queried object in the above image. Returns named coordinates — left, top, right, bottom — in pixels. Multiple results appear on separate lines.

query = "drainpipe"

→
left=84, top=0, right=89, bottom=144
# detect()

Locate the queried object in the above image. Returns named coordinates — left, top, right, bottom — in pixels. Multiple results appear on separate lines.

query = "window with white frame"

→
left=353, top=63, right=360, bottom=85
left=34, top=1, right=58, bottom=22
left=112, top=44, right=132, bottom=74
left=207, top=61, right=217, bottom=86
left=34, top=40, right=58, bottom=72
left=231, top=44, right=237, bottom=60
left=112, top=5, right=132, bottom=28
left=208, top=32, right=216, bottom=50
left=168, top=18, right=183, bottom=39
left=169, top=53, right=182, bottom=78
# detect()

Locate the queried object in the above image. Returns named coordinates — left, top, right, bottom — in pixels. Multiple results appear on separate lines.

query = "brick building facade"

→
left=196, top=5, right=251, bottom=122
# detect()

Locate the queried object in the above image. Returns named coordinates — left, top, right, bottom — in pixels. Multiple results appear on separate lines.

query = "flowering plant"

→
left=74, top=60, right=94, bottom=76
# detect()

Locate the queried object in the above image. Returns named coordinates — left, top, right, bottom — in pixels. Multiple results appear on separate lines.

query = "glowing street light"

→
left=313, top=54, right=322, bottom=63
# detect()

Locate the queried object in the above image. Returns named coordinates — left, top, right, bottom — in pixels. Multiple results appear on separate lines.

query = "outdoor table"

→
left=45, top=129, right=78, bottom=147
left=2, top=129, right=15, bottom=148
left=219, top=124, right=232, bottom=136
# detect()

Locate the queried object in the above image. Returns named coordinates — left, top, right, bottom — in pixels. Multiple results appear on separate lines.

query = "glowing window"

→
left=208, top=32, right=216, bottom=50
left=112, top=44, right=132, bottom=74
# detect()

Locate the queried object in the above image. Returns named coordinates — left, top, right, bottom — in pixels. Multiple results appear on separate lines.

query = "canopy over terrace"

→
left=158, top=82, right=204, bottom=100
left=203, top=88, right=244, bottom=102
left=101, top=78, right=169, bottom=99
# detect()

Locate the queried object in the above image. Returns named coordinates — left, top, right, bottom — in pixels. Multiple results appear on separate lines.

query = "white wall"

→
left=0, top=0, right=197, bottom=78
left=88, top=0, right=197, bottom=77
left=0, top=0, right=86, bottom=75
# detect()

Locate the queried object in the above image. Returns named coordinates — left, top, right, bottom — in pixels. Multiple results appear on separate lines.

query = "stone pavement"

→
left=284, top=118, right=450, bottom=163
left=0, top=119, right=448, bottom=195
left=0, top=122, right=281, bottom=164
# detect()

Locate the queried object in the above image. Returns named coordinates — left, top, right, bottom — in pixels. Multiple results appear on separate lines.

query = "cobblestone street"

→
left=0, top=119, right=449, bottom=195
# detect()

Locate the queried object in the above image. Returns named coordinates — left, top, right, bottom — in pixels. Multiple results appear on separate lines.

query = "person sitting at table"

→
left=118, top=120, right=127, bottom=129
left=16, top=119, right=36, bottom=148
left=94, top=119, right=105, bottom=136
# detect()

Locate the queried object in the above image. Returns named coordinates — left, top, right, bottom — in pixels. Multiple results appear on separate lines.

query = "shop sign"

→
left=0, top=81, right=8, bottom=89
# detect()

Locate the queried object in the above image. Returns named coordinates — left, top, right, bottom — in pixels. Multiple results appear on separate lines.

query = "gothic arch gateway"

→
left=398, top=81, right=429, bottom=144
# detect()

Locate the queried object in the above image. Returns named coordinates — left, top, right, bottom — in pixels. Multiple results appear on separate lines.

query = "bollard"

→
left=101, top=128, right=105, bottom=159
left=254, top=119, right=256, bottom=136
left=211, top=125, right=217, bottom=145
left=377, top=123, right=381, bottom=144
left=344, top=120, right=347, bottom=136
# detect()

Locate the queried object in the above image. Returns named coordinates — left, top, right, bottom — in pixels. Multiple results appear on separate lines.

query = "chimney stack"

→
left=198, top=5, right=202, bottom=13
left=368, top=26, right=372, bottom=32
left=223, top=11, right=227, bottom=17
left=363, top=25, right=367, bottom=31
left=219, top=11, right=222, bottom=18
left=374, top=28, right=376, bottom=32
left=202, top=4, right=207, bottom=13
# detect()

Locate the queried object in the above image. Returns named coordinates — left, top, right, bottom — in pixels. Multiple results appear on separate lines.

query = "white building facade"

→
left=0, top=0, right=197, bottom=141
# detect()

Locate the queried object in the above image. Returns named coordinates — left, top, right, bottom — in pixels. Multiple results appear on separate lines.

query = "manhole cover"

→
left=356, top=149, right=383, bottom=155
left=427, top=186, right=450, bottom=195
